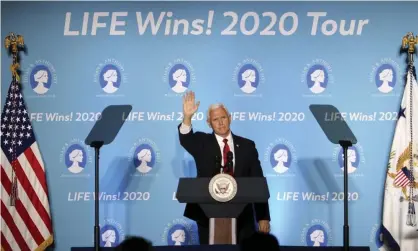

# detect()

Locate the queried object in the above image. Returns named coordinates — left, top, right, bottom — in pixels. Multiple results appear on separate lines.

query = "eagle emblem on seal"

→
left=208, top=173, right=238, bottom=202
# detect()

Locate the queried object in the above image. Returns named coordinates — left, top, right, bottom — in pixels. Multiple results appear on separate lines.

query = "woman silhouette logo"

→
left=307, top=65, right=328, bottom=94
left=238, top=64, right=259, bottom=94
left=99, top=65, right=122, bottom=94
left=30, top=65, right=52, bottom=95
left=306, top=225, right=328, bottom=247
left=133, top=144, right=155, bottom=174
left=338, top=147, right=359, bottom=173
left=100, top=225, right=119, bottom=247
left=375, top=64, right=396, bottom=93
left=65, top=144, right=87, bottom=174
left=270, top=144, right=292, bottom=174
left=169, top=64, right=190, bottom=93
left=167, top=225, right=189, bottom=246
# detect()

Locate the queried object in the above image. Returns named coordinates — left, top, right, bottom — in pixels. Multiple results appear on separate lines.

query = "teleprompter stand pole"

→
left=339, top=140, right=352, bottom=251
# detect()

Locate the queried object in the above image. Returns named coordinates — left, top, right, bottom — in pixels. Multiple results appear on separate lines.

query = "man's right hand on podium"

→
left=258, top=220, right=270, bottom=233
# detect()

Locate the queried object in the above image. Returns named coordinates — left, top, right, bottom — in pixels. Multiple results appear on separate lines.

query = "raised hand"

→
left=182, top=91, right=200, bottom=125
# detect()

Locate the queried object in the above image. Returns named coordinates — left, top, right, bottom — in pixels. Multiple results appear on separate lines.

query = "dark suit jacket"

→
left=177, top=123, right=270, bottom=229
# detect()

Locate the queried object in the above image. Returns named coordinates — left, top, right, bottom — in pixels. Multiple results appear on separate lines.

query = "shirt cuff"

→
left=179, top=123, right=192, bottom=134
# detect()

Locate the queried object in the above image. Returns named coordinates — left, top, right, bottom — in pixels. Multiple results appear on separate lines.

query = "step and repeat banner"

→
left=2, top=1, right=418, bottom=251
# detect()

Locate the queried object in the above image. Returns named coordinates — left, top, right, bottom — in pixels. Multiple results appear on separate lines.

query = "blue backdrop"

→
left=2, top=1, right=418, bottom=251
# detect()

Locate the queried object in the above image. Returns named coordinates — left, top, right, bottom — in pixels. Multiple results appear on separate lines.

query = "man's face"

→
left=208, top=107, right=231, bottom=137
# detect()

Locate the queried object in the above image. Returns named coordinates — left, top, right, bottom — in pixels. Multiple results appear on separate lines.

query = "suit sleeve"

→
left=177, top=123, right=203, bottom=157
left=249, top=141, right=271, bottom=222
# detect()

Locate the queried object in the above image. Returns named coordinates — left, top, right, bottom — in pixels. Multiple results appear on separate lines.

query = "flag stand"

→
left=402, top=32, right=418, bottom=231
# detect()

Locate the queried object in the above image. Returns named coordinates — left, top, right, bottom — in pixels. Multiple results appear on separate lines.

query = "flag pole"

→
left=4, top=32, right=25, bottom=206
left=401, top=32, right=418, bottom=230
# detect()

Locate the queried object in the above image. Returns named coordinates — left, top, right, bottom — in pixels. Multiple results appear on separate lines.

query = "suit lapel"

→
left=232, top=133, right=241, bottom=176
left=211, top=133, right=222, bottom=174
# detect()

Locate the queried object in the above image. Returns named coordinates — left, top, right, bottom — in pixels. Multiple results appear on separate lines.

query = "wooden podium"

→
left=176, top=177, right=270, bottom=244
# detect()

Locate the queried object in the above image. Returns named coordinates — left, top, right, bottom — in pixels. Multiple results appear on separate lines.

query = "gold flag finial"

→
left=402, top=32, right=417, bottom=65
left=4, top=32, right=24, bottom=82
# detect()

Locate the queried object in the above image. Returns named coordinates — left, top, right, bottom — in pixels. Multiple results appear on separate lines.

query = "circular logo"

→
left=167, top=223, right=190, bottom=246
left=23, top=60, right=57, bottom=97
left=30, top=65, right=52, bottom=95
left=232, top=58, right=265, bottom=96
left=209, top=173, right=238, bottom=202
left=270, top=143, right=292, bottom=174
left=59, top=138, right=92, bottom=177
left=338, top=146, right=360, bottom=174
left=162, top=219, right=198, bottom=246
left=332, top=143, right=365, bottom=178
left=301, top=59, right=334, bottom=97
left=301, top=219, right=333, bottom=247
left=237, top=64, right=259, bottom=94
left=375, top=64, right=396, bottom=94
left=264, top=138, right=298, bottom=177
left=163, top=58, right=196, bottom=96
left=133, top=143, right=155, bottom=174
left=306, top=224, right=328, bottom=247
left=306, top=64, right=328, bottom=94
left=99, top=64, right=122, bottom=94
left=94, top=58, right=127, bottom=96
left=64, top=143, right=87, bottom=174
left=100, top=224, right=120, bottom=247
left=98, top=219, right=124, bottom=247
left=369, top=58, right=401, bottom=96
left=169, top=63, right=190, bottom=93
left=128, top=138, right=161, bottom=176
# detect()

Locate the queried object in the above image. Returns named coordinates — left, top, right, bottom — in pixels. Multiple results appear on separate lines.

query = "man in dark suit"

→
left=177, top=91, right=271, bottom=245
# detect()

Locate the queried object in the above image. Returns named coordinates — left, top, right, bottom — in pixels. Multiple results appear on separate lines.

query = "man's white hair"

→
left=207, top=103, right=230, bottom=121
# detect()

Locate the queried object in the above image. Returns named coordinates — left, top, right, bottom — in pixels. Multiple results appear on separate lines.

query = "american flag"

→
left=1, top=79, right=53, bottom=250
left=394, top=166, right=412, bottom=187
left=383, top=66, right=418, bottom=250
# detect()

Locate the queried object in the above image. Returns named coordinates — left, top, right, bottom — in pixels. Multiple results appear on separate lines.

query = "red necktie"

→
left=223, top=138, right=233, bottom=175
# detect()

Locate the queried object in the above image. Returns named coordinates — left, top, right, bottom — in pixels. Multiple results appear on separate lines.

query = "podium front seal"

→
left=209, top=173, right=238, bottom=202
